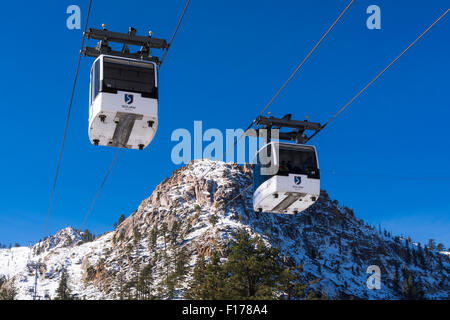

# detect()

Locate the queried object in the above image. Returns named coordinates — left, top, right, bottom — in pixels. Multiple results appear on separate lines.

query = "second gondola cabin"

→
left=89, top=54, right=158, bottom=150
left=253, top=142, right=320, bottom=214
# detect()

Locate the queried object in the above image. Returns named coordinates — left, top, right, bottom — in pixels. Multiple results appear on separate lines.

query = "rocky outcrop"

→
left=1, top=159, right=449, bottom=300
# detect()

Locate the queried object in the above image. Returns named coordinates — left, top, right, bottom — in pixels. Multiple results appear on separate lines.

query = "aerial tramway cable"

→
left=80, top=149, right=121, bottom=230
left=43, top=0, right=93, bottom=240
left=198, top=0, right=354, bottom=182
left=160, top=0, right=191, bottom=68
left=80, top=0, right=191, bottom=228
left=251, top=0, right=354, bottom=124
left=223, top=8, right=450, bottom=209
left=306, top=9, right=450, bottom=143
left=80, top=0, right=351, bottom=224
left=34, top=0, right=94, bottom=301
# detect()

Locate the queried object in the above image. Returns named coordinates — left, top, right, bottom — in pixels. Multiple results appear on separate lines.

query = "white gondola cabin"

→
left=89, top=54, right=158, bottom=150
left=253, top=142, right=320, bottom=214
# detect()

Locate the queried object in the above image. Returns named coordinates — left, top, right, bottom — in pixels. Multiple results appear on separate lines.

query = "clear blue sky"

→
left=0, top=0, right=449, bottom=248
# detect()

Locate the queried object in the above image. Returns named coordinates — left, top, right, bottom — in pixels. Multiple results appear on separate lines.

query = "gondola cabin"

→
left=253, top=142, right=320, bottom=214
left=89, top=54, right=158, bottom=150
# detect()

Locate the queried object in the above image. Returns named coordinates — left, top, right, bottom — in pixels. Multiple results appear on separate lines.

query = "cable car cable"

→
left=306, top=8, right=450, bottom=143
left=222, top=183, right=253, bottom=211
left=215, top=8, right=450, bottom=210
left=80, top=0, right=348, bottom=226
left=80, top=1, right=191, bottom=229
left=43, top=0, right=93, bottom=240
left=81, top=149, right=121, bottom=229
left=35, top=0, right=93, bottom=300
left=198, top=0, right=354, bottom=181
left=159, top=0, right=191, bottom=67
left=250, top=0, right=354, bottom=125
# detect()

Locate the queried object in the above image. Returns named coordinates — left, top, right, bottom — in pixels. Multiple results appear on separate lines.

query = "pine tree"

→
left=427, top=239, right=436, bottom=251
left=402, top=275, right=416, bottom=300
left=149, top=227, right=158, bottom=247
left=222, top=229, right=282, bottom=299
left=116, top=272, right=126, bottom=300
left=82, top=229, right=95, bottom=243
left=405, top=246, right=411, bottom=265
left=417, top=244, right=425, bottom=268
left=415, top=277, right=425, bottom=300
left=190, top=240, right=278, bottom=300
left=175, top=246, right=189, bottom=280
left=401, top=271, right=425, bottom=300
left=201, top=251, right=226, bottom=299
left=156, top=250, right=177, bottom=299
left=137, top=262, right=154, bottom=299
left=277, top=265, right=307, bottom=300
left=123, top=280, right=136, bottom=300
left=164, top=272, right=178, bottom=299
left=169, top=220, right=180, bottom=245
left=278, top=267, right=296, bottom=300
left=186, top=251, right=226, bottom=300
left=306, top=287, right=329, bottom=300
left=208, top=214, right=219, bottom=227
left=392, top=269, right=401, bottom=296
left=55, top=270, right=73, bottom=300
left=133, top=226, right=142, bottom=247
left=160, top=222, right=168, bottom=250
left=185, top=255, right=208, bottom=299
left=114, top=214, right=126, bottom=229
left=186, top=229, right=314, bottom=300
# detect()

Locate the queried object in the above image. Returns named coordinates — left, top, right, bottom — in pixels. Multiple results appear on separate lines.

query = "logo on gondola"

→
left=124, top=94, right=134, bottom=105
left=294, top=176, right=302, bottom=185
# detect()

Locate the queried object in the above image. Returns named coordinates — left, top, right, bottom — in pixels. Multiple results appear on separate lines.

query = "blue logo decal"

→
left=124, top=94, right=134, bottom=104
left=294, top=176, right=301, bottom=185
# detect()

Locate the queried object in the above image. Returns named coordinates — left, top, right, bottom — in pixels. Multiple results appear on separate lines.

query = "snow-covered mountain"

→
left=0, top=159, right=449, bottom=299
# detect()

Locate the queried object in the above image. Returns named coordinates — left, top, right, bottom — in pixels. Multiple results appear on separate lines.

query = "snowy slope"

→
left=1, top=159, right=449, bottom=300
left=0, top=227, right=111, bottom=299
